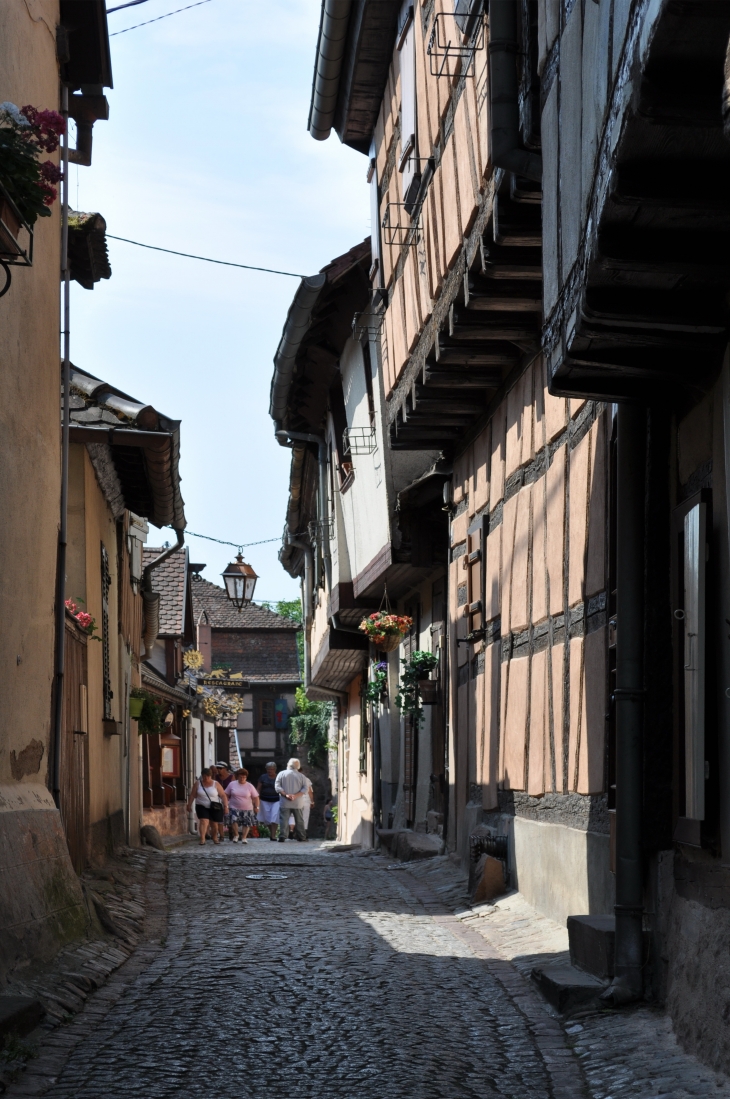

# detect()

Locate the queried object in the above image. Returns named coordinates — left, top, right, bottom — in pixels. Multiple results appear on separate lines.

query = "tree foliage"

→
left=289, top=687, right=333, bottom=763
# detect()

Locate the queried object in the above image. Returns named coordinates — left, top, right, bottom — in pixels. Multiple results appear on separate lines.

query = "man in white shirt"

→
left=274, top=758, right=308, bottom=843
left=300, top=773, right=314, bottom=836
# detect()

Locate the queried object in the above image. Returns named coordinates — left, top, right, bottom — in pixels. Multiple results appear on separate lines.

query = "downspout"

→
left=52, top=84, right=71, bottom=810
left=604, top=404, right=646, bottom=1003
left=308, top=0, right=352, bottom=141
left=141, top=529, right=185, bottom=658
left=488, top=0, right=542, bottom=183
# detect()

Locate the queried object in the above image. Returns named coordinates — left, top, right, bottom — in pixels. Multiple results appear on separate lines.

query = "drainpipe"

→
left=307, top=0, right=352, bottom=141
left=488, top=0, right=542, bottom=183
left=51, top=84, right=71, bottom=810
left=141, top=529, right=185, bottom=658
left=604, top=404, right=646, bottom=1003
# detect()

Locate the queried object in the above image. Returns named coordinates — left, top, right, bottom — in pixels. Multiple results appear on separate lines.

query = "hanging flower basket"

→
left=359, top=611, right=412, bottom=651
left=129, top=697, right=145, bottom=720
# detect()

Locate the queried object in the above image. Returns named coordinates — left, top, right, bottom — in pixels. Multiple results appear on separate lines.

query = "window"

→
left=362, top=340, right=376, bottom=428
left=258, top=698, right=275, bottom=730
left=329, top=379, right=354, bottom=490
left=682, top=501, right=707, bottom=820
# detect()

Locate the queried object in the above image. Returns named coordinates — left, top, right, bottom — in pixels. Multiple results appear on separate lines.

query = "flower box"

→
left=0, top=192, right=22, bottom=257
left=418, top=679, right=439, bottom=705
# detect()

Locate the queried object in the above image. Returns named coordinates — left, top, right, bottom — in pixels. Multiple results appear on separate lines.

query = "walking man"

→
left=275, top=758, right=308, bottom=843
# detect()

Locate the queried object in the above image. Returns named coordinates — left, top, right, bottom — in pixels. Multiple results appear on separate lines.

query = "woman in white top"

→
left=186, top=768, right=229, bottom=845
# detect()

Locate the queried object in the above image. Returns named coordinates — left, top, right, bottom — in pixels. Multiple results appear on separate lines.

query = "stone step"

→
left=568, top=914, right=616, bottom=979
left=531, top=964, right=608, bottom=1014
left=0, top=996, right=45, bottom=1039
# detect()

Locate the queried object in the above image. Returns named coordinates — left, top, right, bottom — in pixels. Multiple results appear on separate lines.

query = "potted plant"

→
left=129, top=689, right=165, bottom=736
left=396, top=650, right=439, bottom=726
left=358, top=611, right=412, bottom=652
left=0, top=102, right=64, bottom=255
left=129, top=687, right=145, bottom=720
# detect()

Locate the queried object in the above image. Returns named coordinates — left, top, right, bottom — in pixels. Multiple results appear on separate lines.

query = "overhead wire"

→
left=106, top=0, right=152, bottom=13
left=106, top=235, right=305, bottom=278
left=184, top=532, right=281, bottom=550
left=109, top=0, right=213, bottom=35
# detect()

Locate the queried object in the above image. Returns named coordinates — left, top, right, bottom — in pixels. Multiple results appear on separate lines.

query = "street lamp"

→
left=222, top=553, right=258, bottom=610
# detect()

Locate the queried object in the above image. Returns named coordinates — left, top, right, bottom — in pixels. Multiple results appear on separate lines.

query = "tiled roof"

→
left=68, top=366, right=185, bottom=529
left=143, top=546, right=187, bottom=636
left=191, top=577, right=299, bottom=629
left=141, top=663, right=190, bottom=704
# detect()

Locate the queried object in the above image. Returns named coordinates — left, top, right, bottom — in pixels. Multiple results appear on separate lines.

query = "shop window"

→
left=258, top=698, right=275, bottom=730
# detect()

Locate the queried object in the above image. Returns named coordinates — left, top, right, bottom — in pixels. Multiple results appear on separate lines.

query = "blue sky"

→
left=71, top=0, right=368, bottom=602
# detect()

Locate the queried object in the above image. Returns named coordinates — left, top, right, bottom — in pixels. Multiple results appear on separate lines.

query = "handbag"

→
left=201, top=779, right=224, bottom=820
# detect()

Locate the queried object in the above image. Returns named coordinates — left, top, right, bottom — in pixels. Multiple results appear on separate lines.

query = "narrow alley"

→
left=7, top=843, right=730, bottom=1099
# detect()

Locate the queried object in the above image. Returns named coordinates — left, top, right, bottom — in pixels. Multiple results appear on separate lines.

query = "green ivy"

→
left=395, top=650, right=439, bottom=727
left=288, top=686, right=334, bottom=763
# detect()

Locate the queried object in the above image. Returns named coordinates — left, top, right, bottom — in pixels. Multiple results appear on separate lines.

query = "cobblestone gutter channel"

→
left=2, top=849, right=168, bottom=1095
left=4, top=842, right=730, bottom=1098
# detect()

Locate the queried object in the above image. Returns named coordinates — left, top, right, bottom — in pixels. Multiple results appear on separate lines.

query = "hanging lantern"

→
left=222, top=553, right=258, bottom=610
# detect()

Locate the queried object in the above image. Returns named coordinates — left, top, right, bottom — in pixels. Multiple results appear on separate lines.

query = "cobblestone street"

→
left=9, top=843, right=730, bottom=1099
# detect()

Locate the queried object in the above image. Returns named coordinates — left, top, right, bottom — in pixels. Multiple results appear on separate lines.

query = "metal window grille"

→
left=343, top=427, right=377, bottom=456
left=427, top=11, right=485, bottom=78
left=351, top=310, right=385, bottom=341
left=307, top=516, right=334, bottom=545
left=101, top=544, right=112, bottom=720
left=382, top=203, right=421, bottom=247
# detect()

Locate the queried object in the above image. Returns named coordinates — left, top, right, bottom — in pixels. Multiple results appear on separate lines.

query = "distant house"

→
left=140, top=546, right=195, bottom=837
left=191, top=576, right=301, bottom=784
left=53, top=365, right=188, bottom=873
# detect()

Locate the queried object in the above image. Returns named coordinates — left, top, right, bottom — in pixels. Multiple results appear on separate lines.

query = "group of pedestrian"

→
left=186, top=758, right=319, bottom=845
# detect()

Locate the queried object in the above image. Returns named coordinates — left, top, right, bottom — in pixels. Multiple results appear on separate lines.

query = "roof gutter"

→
left=488, top=0, right=542, bottom=183
left=270, top=273, right=327, bottom=428
left=308, top=0, right=352, bottom=141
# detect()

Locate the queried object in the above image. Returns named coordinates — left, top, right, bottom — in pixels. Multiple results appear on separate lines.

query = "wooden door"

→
left=60, top=620, right=88, bottom=873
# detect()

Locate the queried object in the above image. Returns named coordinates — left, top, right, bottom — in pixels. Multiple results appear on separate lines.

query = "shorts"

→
left=196, top=803, right=223, bottom=822
left=257, top=800, right=280, bottom=825
left=228, top=809, right=256, bottom=828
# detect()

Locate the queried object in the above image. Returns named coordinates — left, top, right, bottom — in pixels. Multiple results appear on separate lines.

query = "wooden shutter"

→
left=683, top=501, right=706, bottom=820
left=464, top=515, right=487, bottom=634
left=368, top=151, right=382, bottom=287
left=398, top=3, right=416, bottom=197
left=101, top=543, right=112, bottom=719
left=60, top=620, right=88, bottom=873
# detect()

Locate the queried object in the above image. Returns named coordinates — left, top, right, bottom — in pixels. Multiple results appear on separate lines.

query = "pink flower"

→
left=65, top=599, right=78, bottom=614
left=75, top=612, right=92, bottom=629
left=19, top=105, right=66, bottom=152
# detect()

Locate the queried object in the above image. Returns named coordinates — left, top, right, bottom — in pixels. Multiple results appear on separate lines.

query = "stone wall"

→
left=0, top=786, right=88, bottom=986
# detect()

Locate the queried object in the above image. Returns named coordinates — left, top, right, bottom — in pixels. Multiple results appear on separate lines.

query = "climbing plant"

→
left=288, top=687, right=334, bottom=763
left=363, top=661, right=389, bottom=704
